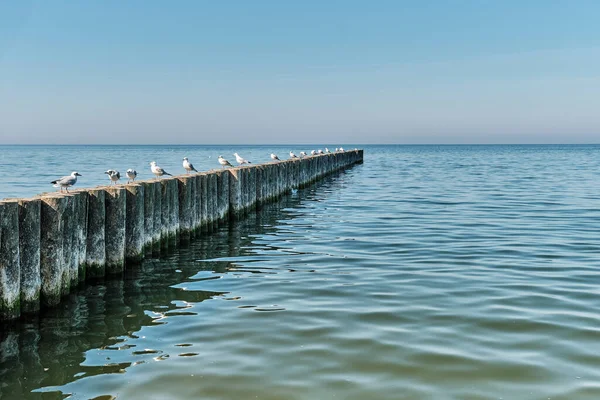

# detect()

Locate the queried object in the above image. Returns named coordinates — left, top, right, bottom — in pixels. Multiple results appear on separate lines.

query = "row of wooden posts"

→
left=0, top=150, right=363, bottom=320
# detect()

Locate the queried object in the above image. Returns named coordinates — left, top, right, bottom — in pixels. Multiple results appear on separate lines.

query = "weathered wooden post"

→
left=216, top=170, right=230, bottom=221
left=104, top=187, right=126, bottom=274
left=141, top=181, right=155, bottom=256
left=0, top=201, right=21, bottom=319
left=72, top=191, right=88, bottom=282
left=246, top=166, right=257, bottom=211
left=125, top=184, right=145, bottom=264
left=40, top=194, right=68, bottom=306
left=188, top=174, right=198, bottom=237
left=85, top=188, right=106, bottom=278
left=17, top=198, right=41, bottom=313
left=196, top=174, right=207, bottom=236
left=255, top=165, right=264, bottom=206
left=160, top=180, right=171, bottom=249
left=177, top=176, right=193, bottom=242
left=169, top=178, right=179, bottom=244
left=208, top=172, right=218, bottom=227
left=228, top=168, right=243, bottom=219
left=150, top=182, right=161, bottom=254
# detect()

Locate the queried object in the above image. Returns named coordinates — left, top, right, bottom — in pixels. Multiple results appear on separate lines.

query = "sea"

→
left=1, top=144, right=600, bottom=399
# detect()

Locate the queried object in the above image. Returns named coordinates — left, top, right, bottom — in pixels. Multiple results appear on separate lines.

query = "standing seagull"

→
left=51, top=171, right=81, bottom=193
left=218, top=155, right=233, bottom=168
left=300, top=151, right=307, bottom=158
left=271, top=153, right=280, bottom=161
left=126, top=169, right=137, bottom=183
left=150, top=161, right=172, bottom=180
left=182, top=157, right=198, bottom=174
left=325, top=148, right=330, bottom=153
left=234, top=152, right=251, bottom=165
left=289, top=151, right=298, bottom=159
left=104, top=169, right=121, bottom=185
left=310, top=150, right=316, bottom=156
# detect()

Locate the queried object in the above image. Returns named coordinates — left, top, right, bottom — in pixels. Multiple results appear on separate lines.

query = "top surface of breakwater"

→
left=0, top=150, right=363, bottom=320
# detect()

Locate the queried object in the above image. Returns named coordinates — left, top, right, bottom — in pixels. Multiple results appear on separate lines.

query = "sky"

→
left=1, top=0, right=600, bottom=144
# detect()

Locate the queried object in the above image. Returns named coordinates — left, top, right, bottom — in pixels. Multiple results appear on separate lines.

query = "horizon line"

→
left=1, top=143, right=600, bottom=146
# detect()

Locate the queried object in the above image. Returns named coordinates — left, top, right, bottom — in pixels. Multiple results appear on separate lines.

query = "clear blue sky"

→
left=1, top=0, right=600, bottom=144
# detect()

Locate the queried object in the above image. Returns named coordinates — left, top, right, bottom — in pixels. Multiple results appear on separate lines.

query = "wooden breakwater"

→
left=0, top=150, right=363, bottom=320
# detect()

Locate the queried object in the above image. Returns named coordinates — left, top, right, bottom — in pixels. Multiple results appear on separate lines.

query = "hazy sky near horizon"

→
left=1, top=0, right=600, bottom=144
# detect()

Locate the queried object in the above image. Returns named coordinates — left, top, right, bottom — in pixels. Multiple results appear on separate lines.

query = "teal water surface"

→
left=1, top=145, right=600, bottom=399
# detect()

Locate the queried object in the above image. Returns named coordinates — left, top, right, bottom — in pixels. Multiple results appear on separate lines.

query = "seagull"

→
left=126, top=169, right=137, bottom=183
left=325, top=148, right=330, bottom=153
left=271, top=153, right=280, bottom=161
left=339, top=147, right=345, bottom=152
left=317, top=149, right=323, bottom=154
left=234, top=152, right=251, bottom=165
left=182, top=157, right=198, bottom=174
left=218, top=155, right=233, bottom=168
left=289, top=151, right=298, bottom=159
left=300, top=151, right=307, bottom=158
left=310, top=150, right=316, bottom=156
left=335, top=148, right=339, bottom=152
left=51, top=171, right=81, bottom=193
left=104, top=169, right=121, bottom=185
left=150, top=161, right=172, bottom=180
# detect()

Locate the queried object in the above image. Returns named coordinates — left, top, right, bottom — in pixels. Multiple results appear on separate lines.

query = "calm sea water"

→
left=1, top=144, right=600, bottom=399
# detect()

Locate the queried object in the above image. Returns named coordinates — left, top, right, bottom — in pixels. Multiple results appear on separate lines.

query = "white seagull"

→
left=317, top=149, right=323, bottom=154
left=300, top=151, right=307, bottom=158
left=310, top=150, right=316, bottom=155
left=325, top=148, right=330, bottom=153
left=271, top=153, right=280, bottom=161
left=339, top=147, right=345, bottom=152
left=150, top=161, right=172, bottom=180
left=234, top=152, right=251, bottom=165
left=126, top=169, right=137, bottom=183
left=182, top=157, right=198, bottom=174
left=51, top=171, right=81, bottom=193
left=218, top=155, right=233, bottom=168
left=104, top=169, right=121, bottom=185
left=289, top=151, right=298, bottom=159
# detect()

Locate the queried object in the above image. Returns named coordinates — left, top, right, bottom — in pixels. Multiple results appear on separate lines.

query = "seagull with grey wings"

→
left=182, top=157, right=198, bottom=174
left=51, top=171, right=81, bottom=193
left=271, top=153, right=280, bottom=161
left=126, top=169, right=137, bottom=183
left=289, top=151, right=298, bottom=159
left=234, top=152, right=250, bottom=165
left=104, top=169, right=121, bottom=185
left=218, top=155, right=233, bottom=168
left=150, top=161, right=172, bottom=179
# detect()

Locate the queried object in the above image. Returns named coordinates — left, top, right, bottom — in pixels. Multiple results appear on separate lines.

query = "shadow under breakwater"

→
left=0, top=168, right=355, bottom=399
